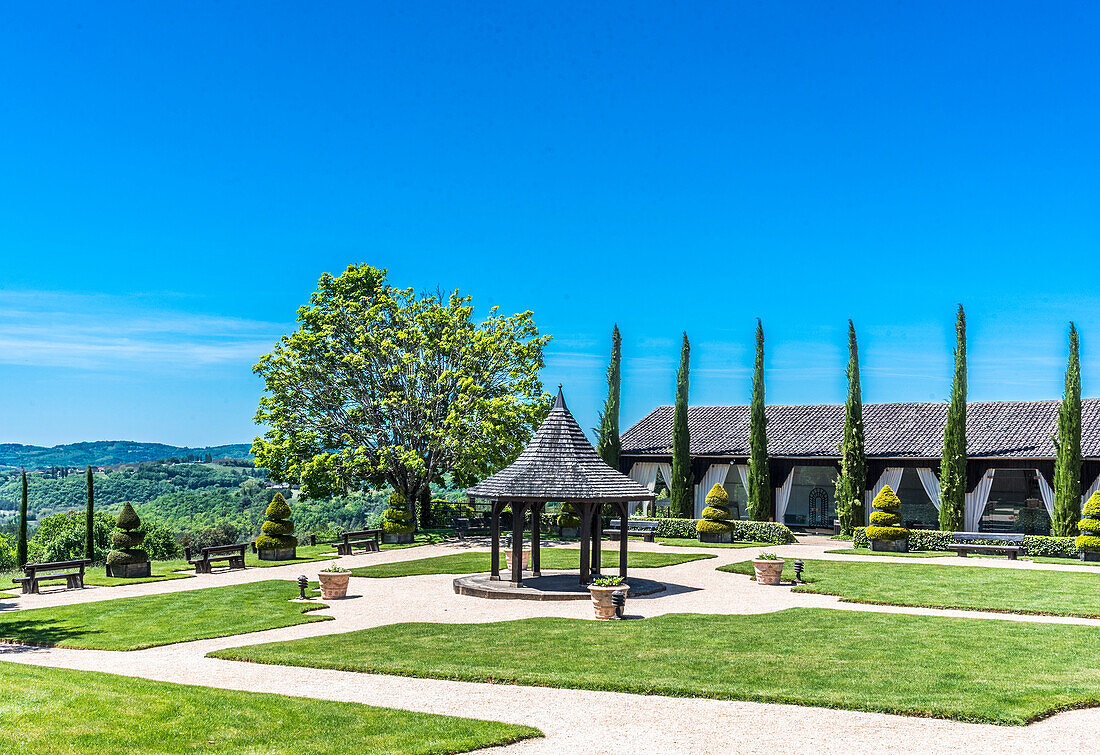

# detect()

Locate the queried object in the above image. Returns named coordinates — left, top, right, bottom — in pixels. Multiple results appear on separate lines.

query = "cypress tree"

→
left=939, top=305, right=967, bottom=531
left=596, top=324, right=623, bottom=470
left=835, top=320, right=867, bottom=535
left=669, top=333, right=693, bottom=518
left=1053, top=323, right=1082, bottom=536
left=748, top=320, right=771, bottom=521
left=17, top=470, right=28, bottom=567
left=85, top=465, right=95, bottom=561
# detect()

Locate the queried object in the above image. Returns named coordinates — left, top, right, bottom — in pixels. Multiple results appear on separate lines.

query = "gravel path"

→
left=4, top=535, right=1099, bottom=752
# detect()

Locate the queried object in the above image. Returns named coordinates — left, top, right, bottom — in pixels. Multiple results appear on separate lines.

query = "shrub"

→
left=755, top=552, right=781, bottom=560
left=557, top=502, right=581, bottom=528
left=631, top=516, right=796, bottom=544
left=382, top=491, right=415, bottom=534
left=320, top=562, right=349, bottom=573
left=1077, top=492, right=1100, bottom=553
left=29, top=511, right=114, bottom=563
left=589, top=575, right=624, bottom=586
left=1024, top=535, right=1077, bottom=559
left=0, top=534, right=15, bottom=571
left=865, top=485, right=908, bottom=542
left=853, top=528, right=1079, bottom=558
left=106, top=502, right=149, bottom=566
left=697, top=484, right=733, bottom=536
left=258, top=492, right=297, bottom=550
left=140, top=520, right=181, bottom=560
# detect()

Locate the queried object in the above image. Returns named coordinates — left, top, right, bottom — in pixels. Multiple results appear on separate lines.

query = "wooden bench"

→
left=186, top=543, right=248, bottom=574
left=12, top=559, right=92, bottom=594
left=608, top=519, right=658, bottom=542
left=449, top=517, right=491, bottom=540
left=947, top=532, right=1024, bottom=560
left=335, top=528, right=382, bottom=555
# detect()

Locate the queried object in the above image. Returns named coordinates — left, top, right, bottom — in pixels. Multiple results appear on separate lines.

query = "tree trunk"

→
left=419, top=487, right=432, bottom=529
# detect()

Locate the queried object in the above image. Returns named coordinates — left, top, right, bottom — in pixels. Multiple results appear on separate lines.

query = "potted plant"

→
left=381, top=491, right=415, bottom=544
left=587, top=574, right=628, bottom=619
left=505, top=545, right=531, bottom=571
left=106, top=503, right=151, bottom=578
left=697, top=483, right=733, bottom=543
left=557, top=502, right=580, bottom=538
left=1077, top=491, right=1100, bottom=562
left=256, top=492, right=298, bottom=560
left=318, top=562, right=351, bottom=599
left=866, top=485, right=909, bottom=552
left=752, top=552, right=785, bottom=585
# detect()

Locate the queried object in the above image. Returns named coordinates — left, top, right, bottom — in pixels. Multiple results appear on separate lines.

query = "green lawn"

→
left=0, top=662, right=540, bottom=754
left=349, top=549, right=714, bottom=578
left=721, top=558, right=1100, bottom=617
left=825, top=548, right=957, bottom=558
left=0, top=580, right=331, bottom=650
left=210, top=607, right=1100, bottom=725
left=656, top=537, right=768, bottom=549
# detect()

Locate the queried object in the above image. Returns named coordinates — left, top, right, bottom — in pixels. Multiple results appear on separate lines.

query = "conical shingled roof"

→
left=466, top=387, right=655, bottom=503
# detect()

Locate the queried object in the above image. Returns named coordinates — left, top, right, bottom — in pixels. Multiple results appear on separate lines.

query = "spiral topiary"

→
left=255, top=492, right=298, bottom=552
left=697, top=483, right=734, bottom=535
left=557, top=502, right=581, bottom=528
left=1076, top=491, right=1100, bottom=552
left=106, top=502, right=148, bottom=566
left=865, top=485, right=909, bottom=543
left=382, top=490, right=415, bottom=534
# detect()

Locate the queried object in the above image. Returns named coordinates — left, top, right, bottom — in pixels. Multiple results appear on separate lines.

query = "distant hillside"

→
left=0, top=441, right=253, bottom=469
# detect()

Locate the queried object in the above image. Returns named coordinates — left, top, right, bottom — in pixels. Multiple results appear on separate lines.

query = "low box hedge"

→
left=632, top=517, right=796, bottom=545
left=852, top=528, right=1078, bottom=557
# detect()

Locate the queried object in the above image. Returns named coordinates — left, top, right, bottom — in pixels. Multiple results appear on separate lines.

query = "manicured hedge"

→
left=697, top=484, right=733, bottom=535
left=853, top=528, right=1078, bottom=557
left=633, top=517, right=795, bottom=545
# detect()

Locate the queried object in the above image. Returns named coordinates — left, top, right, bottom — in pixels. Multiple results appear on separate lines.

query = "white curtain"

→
left=627, top=462, right=671, bottom=515
left=1083, top=473, right=1100, bottom=511
left=1035, top=469, right=1055, bottom=520
left=865, top=468, right=904, bottom=524
left=694, top=464, right=732, bottom=518
left=964, top=469, right=995, bottom=532
left=736, top=464, right=750, bottom=494
left=775, top=468, right=795, bottom=525
left=916, top=468, right=941, bottom=511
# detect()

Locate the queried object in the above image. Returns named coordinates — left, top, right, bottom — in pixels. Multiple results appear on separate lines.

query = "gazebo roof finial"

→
left=554, top=384, right=566, bottom=411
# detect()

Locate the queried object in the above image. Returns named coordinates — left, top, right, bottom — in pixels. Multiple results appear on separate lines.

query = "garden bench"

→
left=186, top=543, right=248, bottom=574
left=12, top=559, right=92, bottom=594
left=335, top=528, right=382, bottom=555
left=947, top=532, right=1024, bottom=559
left=449, top=517, right=490, bottom=540
left=608, top=519, right=658, bottom=542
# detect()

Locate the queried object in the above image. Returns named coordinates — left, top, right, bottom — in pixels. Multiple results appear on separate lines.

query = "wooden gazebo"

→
left=466, top=387, right=655, bottom=587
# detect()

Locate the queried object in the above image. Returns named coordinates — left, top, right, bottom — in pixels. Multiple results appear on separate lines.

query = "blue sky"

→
left=2, top=2, right=1100, bottom=446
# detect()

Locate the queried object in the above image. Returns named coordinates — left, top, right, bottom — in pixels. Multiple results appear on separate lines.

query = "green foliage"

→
left=0, top=441, right=251, bottom=468
left=382, top=506, right=414, bottom=535
left=748, top=320, right=770, bottom=521
left=1076, top=534, right=1100, bottom=551
left=0, top=534, right=15, bottom=571
left=669, top=333, right=693, bottom=518
left=939, top=305, right=967, bottom=531
left=556, top=502, right=581, bottom=527
left=1084, top=491, right=1100, bottom=518
left=596, top=324, right=622, bottom=470
left=1078, top=518, right=1100, bottom=533
left=1025, top=535, right=1078, bottom=558
left=251, top=263, right=550, bottom=526
left=697, top=483, right=733, bottom=534
left=589, top=575, right=624, bottom=586
left=634, top=516, right=795, bottom=544
left=1078, top=492, right=1100, bottom=551
left=29, top=511, right=114, bottom=563
left=258, top=493, right=296, bottom=550
left=867, top=485, right=908, bottom=541
left=107, top=502, right=148, bottom=568
left=851, top=528, right=1079, bottom=558
left=835, top=321, right=867, bottom=534
left=320, top=562, right=350, bottom=573
left=1053, top=324, right=1082, bottom=537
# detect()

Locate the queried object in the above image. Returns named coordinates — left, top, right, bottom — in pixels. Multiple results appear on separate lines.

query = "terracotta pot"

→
left=318, top=571, right=351, bottom=599
left=588, top=583, right=629, bottom=620
left=505, top=548, right=531, bottom=571
left=752, top=559, right=785, bottom=586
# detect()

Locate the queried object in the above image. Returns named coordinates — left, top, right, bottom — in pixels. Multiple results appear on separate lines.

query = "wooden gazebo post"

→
left=509, top=501, right=527, bottom=586
left=489, top=500, right=502, bottom=581
left=531, top=502, right=542, bottom=577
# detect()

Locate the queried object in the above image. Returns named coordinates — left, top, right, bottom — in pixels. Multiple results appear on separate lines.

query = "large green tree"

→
left=596, top=324, right=622, bottom=470
left=747, top=320, right=771, bottom=521
left=669, top=333, right=693, bottom=518
left=834, top=320, right=867, bottom=535
left=939, top=305, right=967, bottom=531
left=17, top=470, right=28, bottom=567
left=85, top=465, right=95, bottom=561
left=252, top=264, right=550, bottom=528
left=1053, top=323, right=1082, bottom=537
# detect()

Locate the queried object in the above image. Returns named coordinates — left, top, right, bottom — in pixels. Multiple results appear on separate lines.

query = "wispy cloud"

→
left=0, top=290, right=287, bottom=371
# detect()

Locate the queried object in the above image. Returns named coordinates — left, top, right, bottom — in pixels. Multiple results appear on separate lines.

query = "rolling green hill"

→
left=0, top=441, right=252, bottom=469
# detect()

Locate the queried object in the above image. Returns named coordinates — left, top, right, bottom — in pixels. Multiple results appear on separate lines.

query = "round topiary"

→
left=557, top=502, right=581, bottom=528
left=382, top=491, right=415, bottom=534
left=696, top=483, right=733, bottom=535
left=106, top=503, right=148, bottom=567
left=1076, top=492, right=1100, bottom=553
left=865, top=485, right=909, bottom=542
left=258, top=492, right=297, bottom=551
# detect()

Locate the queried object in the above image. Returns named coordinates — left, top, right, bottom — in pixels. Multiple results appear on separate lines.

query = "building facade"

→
left=619, top=399, right=1100, bottom=534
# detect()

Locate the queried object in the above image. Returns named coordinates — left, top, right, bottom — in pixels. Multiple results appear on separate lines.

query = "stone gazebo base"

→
left=453, top=573, right=666, bottom=601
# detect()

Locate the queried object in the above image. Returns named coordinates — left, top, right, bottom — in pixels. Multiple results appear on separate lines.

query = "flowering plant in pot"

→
left=587, top=574, right=628, bottom=619
left=317, top=562, right=351, bottom=599
left=752, top=552, right=785, bottom=585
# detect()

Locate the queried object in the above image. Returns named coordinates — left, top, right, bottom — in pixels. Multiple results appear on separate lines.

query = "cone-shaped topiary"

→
left=1076, top=491, right=1100, bottom=553
left=381, top=490, right=415, bottom=535
left=697, top=483, right=734, bottom=535
left=255, top=492, right=297, bottom=553
left=865, top=485, right=909, bottom=543
left=106, top=503, right=148, bottom=567
left=557, top=502, right=581, bottom=528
